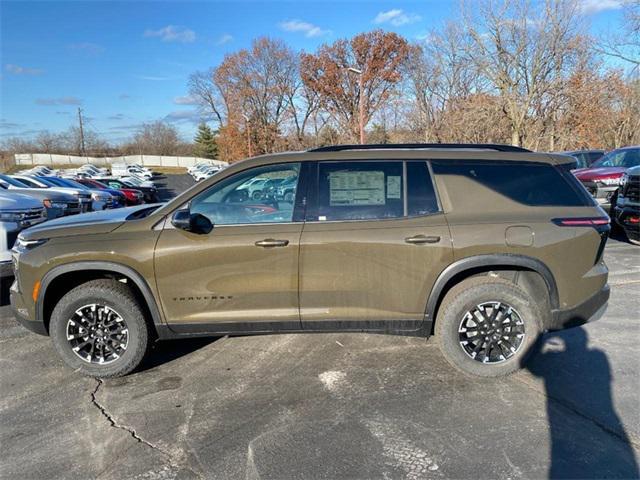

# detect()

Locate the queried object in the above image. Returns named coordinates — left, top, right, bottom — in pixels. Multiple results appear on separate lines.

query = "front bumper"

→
left=580, top=181, right=617, bottom=206
left=548, top=284, right=610, bottom=331
left=613, top=205, right=640, bottom=241
left=10, top=279, right=47, bottom=335
left=0, top=260, right=13, bottom=278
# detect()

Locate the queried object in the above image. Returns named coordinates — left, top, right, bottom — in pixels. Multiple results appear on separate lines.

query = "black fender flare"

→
left=425, top=254, right=559, bottom=321
left=37, top=261, right=164, bottom=327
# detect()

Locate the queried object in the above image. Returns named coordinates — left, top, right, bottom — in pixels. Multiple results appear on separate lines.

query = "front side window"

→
left=190, top=163, right=300, bottom=225
left=593, top=148, right=640, bottom=169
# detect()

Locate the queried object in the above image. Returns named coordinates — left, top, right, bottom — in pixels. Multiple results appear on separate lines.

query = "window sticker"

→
left=329, top=171, right=385, bottom=206
left=387, top=176, right=401, bottom=199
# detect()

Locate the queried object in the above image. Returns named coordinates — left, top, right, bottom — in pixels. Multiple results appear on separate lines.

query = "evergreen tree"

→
left=193, top=123, right=218, bottom=159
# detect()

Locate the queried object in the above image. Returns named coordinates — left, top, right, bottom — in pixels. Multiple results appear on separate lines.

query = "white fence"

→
left=14, top=153, right=228, bottom=169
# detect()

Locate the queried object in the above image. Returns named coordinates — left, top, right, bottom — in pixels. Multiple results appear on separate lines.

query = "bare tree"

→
left=597, top=0, right=640, bottom=71
left=464, top=0, right=585, bottom=147
left=129, top=121, right=181, bottom=155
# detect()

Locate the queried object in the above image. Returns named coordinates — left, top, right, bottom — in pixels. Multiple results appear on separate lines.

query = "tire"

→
left=435, top=276, right=542, bottom=377
left=284, top=191, right=294, bottom=203
left=49, top=279, right=150, bottom=378
left=608, top=190, right=623, bottom=234
left=252, top=190, right=263, bottom=200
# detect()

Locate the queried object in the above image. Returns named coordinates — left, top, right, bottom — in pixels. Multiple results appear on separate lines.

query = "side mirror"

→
left=171, top=209, right=213, bottom=234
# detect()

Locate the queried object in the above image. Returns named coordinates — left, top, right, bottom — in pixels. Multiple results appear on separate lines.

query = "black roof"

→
left=308, top=143, right=531, bottom=153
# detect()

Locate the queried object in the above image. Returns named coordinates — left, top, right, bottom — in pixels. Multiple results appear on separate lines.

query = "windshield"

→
left=592, top=148, right=640, bottom=169
left=34, top=177, right=60, bottom=187
left=0, top=174, right=30, bottom=188
left=44, top=177, right=88, bottom=189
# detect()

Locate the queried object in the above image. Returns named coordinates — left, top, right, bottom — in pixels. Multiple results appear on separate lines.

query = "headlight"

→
left=14, top=236, right=48, bottom=252
left=91, top=193, right=110, bottom=202
left=42, top=199, right=67, bottom=209
left=619, top=173, right=628, bottom=186
left=0, top=211, right=25, bottom=222
left=599, top=177, right=621, bottom=186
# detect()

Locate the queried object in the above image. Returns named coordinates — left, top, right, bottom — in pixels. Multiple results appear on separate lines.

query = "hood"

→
left=573, top=167, right=626, bottom=181
left=0, top=191, right=44, bottom=210
left=20, top=204, right=152, bottom=240
left=625, top=165, right=640, bottom=176
left=5, top=187, right=76, bottom=202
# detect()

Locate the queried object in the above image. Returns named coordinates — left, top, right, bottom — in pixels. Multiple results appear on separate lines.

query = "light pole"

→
left=242, top=114, right=252, bottom=157
left=346, top=67, right=365, bottom=144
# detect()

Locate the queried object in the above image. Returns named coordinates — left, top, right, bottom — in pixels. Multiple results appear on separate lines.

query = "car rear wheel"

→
left=435, top=276, right=542, bottom=377
left=49, top=279, right=150, bottom=378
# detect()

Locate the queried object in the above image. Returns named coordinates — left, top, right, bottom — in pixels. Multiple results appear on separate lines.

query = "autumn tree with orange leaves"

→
left=300, top=30, right=409, bottom=144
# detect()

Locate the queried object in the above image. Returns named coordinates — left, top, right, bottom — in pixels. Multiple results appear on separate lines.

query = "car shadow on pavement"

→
left=525, top=328, right=639, bottom=479
left=136, top=337, right=221, bottom=372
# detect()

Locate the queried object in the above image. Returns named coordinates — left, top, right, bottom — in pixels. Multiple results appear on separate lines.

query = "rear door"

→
left=299, top=160, right=453, bottom=331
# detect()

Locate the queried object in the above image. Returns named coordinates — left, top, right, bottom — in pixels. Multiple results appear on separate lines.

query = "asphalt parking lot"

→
left=1, top=176, right=638, bottom=479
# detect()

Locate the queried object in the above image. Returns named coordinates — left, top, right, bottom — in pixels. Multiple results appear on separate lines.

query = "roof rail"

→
left=308, top=143, right=532, bottom=153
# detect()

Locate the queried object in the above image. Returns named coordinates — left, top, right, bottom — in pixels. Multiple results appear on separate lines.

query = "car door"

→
left=299, top=160, right=453, bottom=331
left=154, top=162, right=307, bottom=333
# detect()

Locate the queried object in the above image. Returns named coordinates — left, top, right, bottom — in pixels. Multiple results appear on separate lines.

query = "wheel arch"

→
left=426, top=254, right=558, bottom=329
left=38, top=261, right=164, bottom=334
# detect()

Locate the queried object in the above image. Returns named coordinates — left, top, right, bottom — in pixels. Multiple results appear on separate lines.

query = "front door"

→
left=299, top=160, right=453, bottom=330
left=154, top=162, right=305, bottom=332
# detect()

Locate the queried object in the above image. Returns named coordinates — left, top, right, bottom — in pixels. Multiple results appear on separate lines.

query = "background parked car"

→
left=0, top=190, right=46, bottom=278
left=573, top=146, right=640, bottom=206
left=612, top=166, right=640, bottom=244
left=40, top=176, right=116, bottom=210
left=559, top=150, right=605, bottom=169
left=73, top=179, right=129, bottom=207
left=0, top=175, right=81, bottom=218
left=93, top=177, right=157, bottom=203
left=10, top=175, right=93, bottom=212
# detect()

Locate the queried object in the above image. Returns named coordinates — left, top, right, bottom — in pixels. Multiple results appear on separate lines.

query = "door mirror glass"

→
left=171, top=209, right=214, bottom=234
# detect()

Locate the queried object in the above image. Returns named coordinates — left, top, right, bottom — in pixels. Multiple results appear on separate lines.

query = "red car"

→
left=76, top=178, right=145, bottom=206
left=573, top=146, right=640, bottom=207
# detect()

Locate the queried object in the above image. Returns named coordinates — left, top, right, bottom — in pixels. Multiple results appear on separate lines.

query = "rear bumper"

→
left=548, top=284, right=610, bottom=331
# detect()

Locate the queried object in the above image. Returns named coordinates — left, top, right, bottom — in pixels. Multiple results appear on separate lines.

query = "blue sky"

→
left=0, top=0, right=627, bottom=144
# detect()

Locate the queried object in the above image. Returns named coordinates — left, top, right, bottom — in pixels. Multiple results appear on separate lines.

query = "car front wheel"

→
left=49, top=279, right=150, bottom=378
left=435, top=276, right=542, bottom=377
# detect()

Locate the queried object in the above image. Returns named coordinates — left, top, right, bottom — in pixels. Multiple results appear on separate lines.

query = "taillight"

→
left=552, top=217, right=610, bottom=227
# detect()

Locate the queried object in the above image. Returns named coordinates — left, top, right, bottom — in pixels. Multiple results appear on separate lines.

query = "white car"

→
left=0, top=190, right=47, bottom=278
left=193, top=166, right=221, bottom=181
left=112, top=163, right=154, bottom=180
left=188, top=162, right=213, bottom=175
left=78, top=164, right=110, bottom=176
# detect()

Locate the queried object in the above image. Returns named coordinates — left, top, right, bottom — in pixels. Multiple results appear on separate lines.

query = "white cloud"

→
left=35, top=96, right=82, bottom=106
left=279, top=19, right=330, bottom=38
left=68, top=42, right=105, bottom=55
left=216, top=34, right=233, bottom=45
left=5, top=64, right=43, bottom=75
left=373, top=9, right=422, bottom=26
left=173, top=95, right=199, bottom=105
left=144, top=25, right=196, bottom=43
left=579, top=0, right=623, bottom=14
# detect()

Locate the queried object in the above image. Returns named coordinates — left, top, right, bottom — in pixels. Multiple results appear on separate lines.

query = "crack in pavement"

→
left=90, top=379, right=204, bottom=479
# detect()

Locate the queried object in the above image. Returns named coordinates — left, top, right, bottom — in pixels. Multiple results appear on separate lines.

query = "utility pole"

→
left=77, top=107, right=86, bottom=156
left=242, top=114, right=252, bottom=157
left=346, top=67, right=365, bottom=144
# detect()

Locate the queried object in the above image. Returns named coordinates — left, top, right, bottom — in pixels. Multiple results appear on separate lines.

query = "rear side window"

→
left=314, top=161, right=440, bottom=221
left=317, top=161, right=404, bottom=221
left=407, top=161, right=439, bottom=216
left=431, top=161, right=593, bottom=207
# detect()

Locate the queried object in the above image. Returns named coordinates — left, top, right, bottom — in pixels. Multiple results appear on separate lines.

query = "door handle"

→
left=255, top=239, right=289, bottom=247
left=405, top=235, right=441, bottom=244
